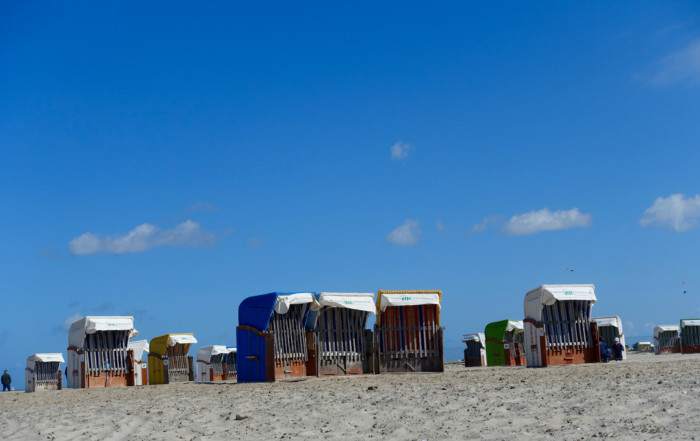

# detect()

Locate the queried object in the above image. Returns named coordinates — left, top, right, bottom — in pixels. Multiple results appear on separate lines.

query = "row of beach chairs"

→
left=652, top=320, right=700, bottom=354
left=25, top=289, right=445, bottom=390
left=236, top=290, right=444, bottom=381
left=463, top=284, right=609, bottom=368
left=27, top=284, right=699, bottom=391
left=461, top=284, right=700, bottom=369
left=25, top=315, right=209, bottom=391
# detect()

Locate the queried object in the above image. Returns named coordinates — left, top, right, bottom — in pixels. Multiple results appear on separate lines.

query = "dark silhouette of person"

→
left=612, top=337, right=625, bottom=361
left=1, top=370, right=11, bottom=391
left=599, top=338, right=611, bottom=362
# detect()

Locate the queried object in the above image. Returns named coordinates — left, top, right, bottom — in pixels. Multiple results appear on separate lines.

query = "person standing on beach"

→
left=1, top=370, right=11, bottom=391
left=599, top=337, right=611, bottom=362
left=612, top=337, right=624, bottom=361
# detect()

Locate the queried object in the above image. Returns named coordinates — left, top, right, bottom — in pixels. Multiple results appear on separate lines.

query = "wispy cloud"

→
left=471, top=219, right=490, bottom=234
left=168, top=201, right=220, bottom=223
left=386, top=220, right=421, bottom=246
left=69, top=220, right=218, bottom=255
left=122, top=308, right=151, bottom=321
left=122, top=308, right=148, bottom=318
left=647, top=39, right=700, bottom=86
left=96, top=301, right=115, bottom=312
left=183, top=201, right=219, bottom=215
left=39, top=246, right=62, bottom=260
left=626, top=321, right=635, bottom=331
left=470, top=216, right=502, bottom=234
left=390, top=141, right=413, bottom=162
left=435, top=219, right=448, bottom=235
left=247, top=237, right=265, bottom=249
left=644, top=322, right=656, bottom=330
left=653, top=19, right=696, bottom=40
left=503, top=207, right=592, bottom=236
left=641, top=193, right=700, bottom=232
left=52, top=313, right=84, bottom=334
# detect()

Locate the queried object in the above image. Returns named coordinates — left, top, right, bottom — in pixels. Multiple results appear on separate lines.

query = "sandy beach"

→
left=1, top=352, right=699, bottom=441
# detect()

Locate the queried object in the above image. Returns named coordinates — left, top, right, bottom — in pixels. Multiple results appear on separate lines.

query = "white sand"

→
left=1, top=352, right=699, bottom=440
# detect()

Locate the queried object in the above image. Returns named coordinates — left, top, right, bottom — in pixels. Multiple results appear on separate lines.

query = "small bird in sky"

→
left=566, top=268, right=574, bottom=272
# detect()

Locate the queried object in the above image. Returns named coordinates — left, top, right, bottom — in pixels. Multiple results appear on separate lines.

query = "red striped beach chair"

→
left=375, top=290, right=444, bottom=373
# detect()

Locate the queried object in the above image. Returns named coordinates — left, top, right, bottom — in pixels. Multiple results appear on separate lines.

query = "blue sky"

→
left=2, top=1, right=700, bottom=379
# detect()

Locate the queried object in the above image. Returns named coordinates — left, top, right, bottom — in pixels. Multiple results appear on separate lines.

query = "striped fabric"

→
left=316, top=307, right=368, bottom=362
left=84, top=330, right=130, bottom=374
left=598, top=325, right=618, bottom=348
left=464, top=340, right=483, bottom=360
left=31, top=362, right=62, bottom=387
left=541, top=300, right=594, bottom=348
left=658, top=330, right=680, bottom=349
left=268, top=303, right=311, bottom=363
left=682, top=325, right=700, bottom=346
left=225, top=352, right=237, bottom=379
left=506, top=330, right=524, bottom=360
left=210, top=354, right=225, bottom=376
left=378, top=305, right=440, bottom=358
left=166, top=344, right=190, bottom=382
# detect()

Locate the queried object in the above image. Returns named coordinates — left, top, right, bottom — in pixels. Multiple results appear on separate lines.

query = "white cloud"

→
left=471, top=219, right=489, bottom=234
left=39, top=246, right=61, bottom=260
left=470, top=216, right=502, bottom=234
left=247, top=237, right=265, bottom=249
left=53, top=313, right=84, bottom=334
left=640, top=193, right=700, bottom=232
left=390, top=141, right=413, bottom=161
left=648, top=39, right=700, bottom=86
left=644, top=322, right=656, bottom=330
left=183, top=201, right=218, bottom=215
left=625, top=321, right=635, bottom=331
left=122, top=308, right=148, bottom=319
left=435, top=219, right=448, bottom=235
left=386, top=220, right=421, bottom=246
left=96, top=301, right=115, bottom=312
left=503, top=207, right=592, bottom=236
left=69, top=220, right=218, bottom=255
left=63, top=313, right=83, bottom=329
